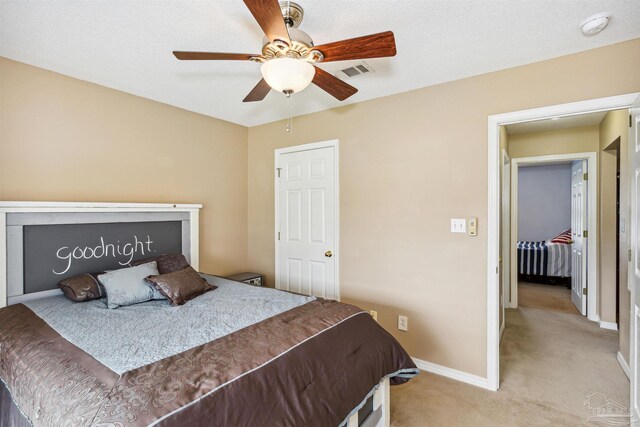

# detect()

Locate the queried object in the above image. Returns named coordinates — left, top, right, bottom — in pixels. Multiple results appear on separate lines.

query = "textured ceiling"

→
left=1, top=1, right=639, bottom=127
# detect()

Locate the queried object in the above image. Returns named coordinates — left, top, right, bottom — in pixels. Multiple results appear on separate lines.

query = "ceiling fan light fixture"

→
left=261, top=58, right=315, bottom=94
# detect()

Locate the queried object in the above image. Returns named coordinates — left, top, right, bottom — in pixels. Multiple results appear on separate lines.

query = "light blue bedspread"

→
left=24, top=274, right=314, bottom=374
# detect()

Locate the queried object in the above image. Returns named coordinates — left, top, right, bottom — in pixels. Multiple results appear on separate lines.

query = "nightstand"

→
left=226, top=272, right=264, bottom=286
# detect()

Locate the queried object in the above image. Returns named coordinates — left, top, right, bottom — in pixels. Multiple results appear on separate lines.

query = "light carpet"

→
left=518, top=281, right=579, bottom=315
left=390, top=283, right=629, bottom=426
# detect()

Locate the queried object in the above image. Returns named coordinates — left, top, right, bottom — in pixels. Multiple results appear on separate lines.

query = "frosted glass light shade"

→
left=261, top=58, right=315, bottom=94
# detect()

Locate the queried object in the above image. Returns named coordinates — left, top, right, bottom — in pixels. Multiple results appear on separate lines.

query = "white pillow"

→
left=98, top=261, right=160, bottom=309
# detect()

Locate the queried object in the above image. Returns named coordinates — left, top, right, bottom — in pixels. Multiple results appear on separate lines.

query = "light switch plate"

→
left=451, top=218, right=466, bottom=233
left=468, top=217, right=477, bottom=236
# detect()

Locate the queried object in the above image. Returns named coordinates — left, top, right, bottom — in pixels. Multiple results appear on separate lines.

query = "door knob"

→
left=325, top=251, right=333, bottom=258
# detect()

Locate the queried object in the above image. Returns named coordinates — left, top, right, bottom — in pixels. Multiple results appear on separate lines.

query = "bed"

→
left=0, top=202, right=418, bottom=427
left=517, top=229, right=572, bottom=285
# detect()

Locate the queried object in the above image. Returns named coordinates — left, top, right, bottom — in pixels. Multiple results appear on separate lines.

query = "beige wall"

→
left=599, top=109, right=631, bottom=362
left=0, top=58, right=249, bottom=276
left=247, top=38, right=640, bottom=377
left=508, top=125, right=600, bottom=158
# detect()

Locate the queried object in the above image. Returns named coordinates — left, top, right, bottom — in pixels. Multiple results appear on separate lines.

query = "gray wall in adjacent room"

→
left=518, top=163, right=571, bottom=241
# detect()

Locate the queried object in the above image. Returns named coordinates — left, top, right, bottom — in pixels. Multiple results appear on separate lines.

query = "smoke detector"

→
left=580, top=13, right=611, bottom=36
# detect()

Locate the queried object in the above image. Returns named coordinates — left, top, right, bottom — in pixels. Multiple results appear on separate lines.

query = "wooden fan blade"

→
left=243, top=79, right=272, bottom=102
left=243, top=0, right=290, bottom=45
left=312, top=67, right=357, bottom=101
left=314, top=31, right=396, bottom=62
left=173, top=51, right=257, bottom=61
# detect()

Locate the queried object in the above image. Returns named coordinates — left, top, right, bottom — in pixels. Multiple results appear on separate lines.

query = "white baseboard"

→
left=617, top=351, right=631, bottom=380
left=412, top=357, right=489, bottom=390
left=599, top=320, right=618, bottom=331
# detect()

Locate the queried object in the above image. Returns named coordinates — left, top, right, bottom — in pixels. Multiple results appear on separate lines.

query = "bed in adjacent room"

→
left=517, top=229, right=572, bottom=285
left=0, top=202, right=418, bottom=427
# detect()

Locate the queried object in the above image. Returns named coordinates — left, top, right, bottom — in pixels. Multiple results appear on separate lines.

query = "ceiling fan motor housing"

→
left=261, top=27, right=322, bottom=62
left=256, top=2, right=324, bottom=63
left=280, top=1, right=304, bottom=28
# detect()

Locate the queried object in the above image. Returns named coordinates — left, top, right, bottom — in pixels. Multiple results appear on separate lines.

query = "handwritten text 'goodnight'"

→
left=52, top=235, right=154, bottom=275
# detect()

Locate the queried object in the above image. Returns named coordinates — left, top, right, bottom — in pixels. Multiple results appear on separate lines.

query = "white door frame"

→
left=508, top=153, right=598, bottom=321
left=487, top=92, right=640, bottom=391
left=628, top=98, right=640, bottom=426
left=274, top=139, right=340, bottom=300
left=500, top=149, right=511, bottom=338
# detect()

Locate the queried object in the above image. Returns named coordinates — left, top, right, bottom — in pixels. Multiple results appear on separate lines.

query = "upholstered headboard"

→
left=0, top=202, right=202, bottom=307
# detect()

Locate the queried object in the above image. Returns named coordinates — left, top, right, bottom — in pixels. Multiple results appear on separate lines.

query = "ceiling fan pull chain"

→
left=286, top=93, right=293, bottom=133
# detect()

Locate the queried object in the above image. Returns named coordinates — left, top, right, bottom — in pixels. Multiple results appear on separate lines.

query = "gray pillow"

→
left=98, top=261, right=160, bottom=309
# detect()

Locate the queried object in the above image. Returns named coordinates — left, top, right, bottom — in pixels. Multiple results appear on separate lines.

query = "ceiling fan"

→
left=173, top=0, right=397, bottom=103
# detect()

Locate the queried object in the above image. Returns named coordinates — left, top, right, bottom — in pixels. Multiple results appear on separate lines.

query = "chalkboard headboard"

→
left=0, top=202, right=202, bottom=307
left=24, top=221, right=183, bottom=294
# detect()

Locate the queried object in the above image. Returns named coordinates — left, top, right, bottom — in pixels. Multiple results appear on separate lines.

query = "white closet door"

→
left=276, top=145, right=337, bottom=299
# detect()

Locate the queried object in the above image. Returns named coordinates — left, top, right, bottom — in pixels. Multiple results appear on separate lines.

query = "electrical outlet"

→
left=370, top=310, right=378, bottom=322
left=398, top=315, right=408, bottom=331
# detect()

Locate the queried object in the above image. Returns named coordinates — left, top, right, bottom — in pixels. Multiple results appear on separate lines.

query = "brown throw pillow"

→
left=146, top=266, right=216, bottom=306
left=58, top=272, right=105, bottom=302
left=131, top=253, right=190, bottom=274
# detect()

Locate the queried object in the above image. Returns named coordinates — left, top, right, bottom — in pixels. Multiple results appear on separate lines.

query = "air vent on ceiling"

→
left=336, top=61, right=375, bottom=79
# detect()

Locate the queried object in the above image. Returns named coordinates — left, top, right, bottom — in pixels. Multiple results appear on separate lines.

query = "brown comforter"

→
left=0, top=299, right=418, bottom=426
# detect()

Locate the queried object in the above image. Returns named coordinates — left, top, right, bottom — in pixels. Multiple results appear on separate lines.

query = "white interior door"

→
left=276, top=143, right=338, bottom=299
left=571, top=160, right=588, bottom=315
left=628, top=96, right=640, bottom=424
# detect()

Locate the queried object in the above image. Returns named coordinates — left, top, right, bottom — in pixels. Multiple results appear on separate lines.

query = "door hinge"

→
left=583, top=287, right=587, bottom=296
left=629, top=249, right=633, bottom=262
left=631, top=114, right=633, bottom=128
left=277, top=232, right=281, bottom=241
left=583, top=172, right=588, bottom=181
left=276, top=168, right=282, bottom=178
left=583, top=230, right=588, bottom=238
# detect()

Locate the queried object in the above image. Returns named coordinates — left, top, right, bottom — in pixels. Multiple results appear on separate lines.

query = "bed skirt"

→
left=519, top=274, right=571, bottom=287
